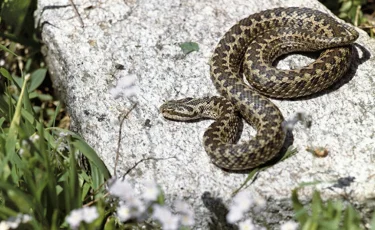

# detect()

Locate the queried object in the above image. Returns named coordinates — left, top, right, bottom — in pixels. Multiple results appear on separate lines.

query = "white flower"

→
left=232, top=191, right=253, bottom=212
left=143, top=181, right=160, bottom=202
left=239, top=219, right=256, bottom=230
left=109, top=178, right=149, bottom=222
left=59, top=131, right=69, bottom=137
left=19, top=141, right=29, bottom=155
left=24, top=74, right=31, bottom=81
left=117, top=204, right=132, bottom=222
left=128, top=198, right=146, bottom=217
left=19, top=148, right=25, bottom=156
left=116, top=198, right=146, bottom=222
left=226, top=208, right=244, bottom=223
left=252, top=195, right=266, bottom=212
left=66, top=206, right=98, bottom=228
left=20, top=214, right=32, bottom=223
left=6, top=214, right=31, bottom=229
left=81, top=206, right=99, bottom=223
left=179, top=212, right=195, bottom=226
left=56, top=142, right=69, bottom=152
left=0, top=214, right=32, bottom=230
left=152, top=205, right=180, bottom=230
left=160, top=214, right=179, bottom=230
left=0, top=221, right=10, bottom=230
left=108, top=178, right=135, bottom=201
left=227, top=191, right=253, bottom=223
left=21, top=140, right=29, bottom=147
left=3, top=218, right=18, bottom=229
left=174, top=200, right=194, bottom=226
left=152, top=205, right=170, bottom=221
left=280, top=221, right=299, bottom=230
left=66, top=209, right=83, bottom=229
left=29, top=135, right=40, bottom=142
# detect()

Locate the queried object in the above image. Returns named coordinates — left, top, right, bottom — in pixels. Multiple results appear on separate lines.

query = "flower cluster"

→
left=227, top=191, right=266, bottom=222
left=152, top=205, right=180, bottom=229
left=66, top=206, right=99, bottom=229
left=226, top=191, right=266, bottom=230
left=19, top=134, right=40, bottom=156
left=0, top=214, right=32, bottom=229
left=280, top=221, right=299, bottom=230
left=108, top=178, right=194, bottom=229
left=108, top=178, right=148, bottom=221
left=55, top=131, right=71, bottom=152
left=226, top=191, right=299, bottom=230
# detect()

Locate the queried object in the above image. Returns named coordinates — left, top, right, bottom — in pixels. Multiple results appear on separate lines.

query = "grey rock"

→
left=36, top=0, right=375, bottom=228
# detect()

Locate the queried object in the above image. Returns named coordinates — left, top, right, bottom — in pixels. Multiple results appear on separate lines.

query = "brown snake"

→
left=160, top=7, right=359, bottom=170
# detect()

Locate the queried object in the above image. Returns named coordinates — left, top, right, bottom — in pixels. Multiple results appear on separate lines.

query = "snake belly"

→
left=161, top=7, right=359, bottom=170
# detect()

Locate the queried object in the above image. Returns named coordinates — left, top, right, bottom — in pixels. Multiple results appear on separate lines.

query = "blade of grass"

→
left=371, top=210, right=375, bottom=230
left=0, top=181, right=34, bottom=213
left=71, top=136, right=110, bottom=184
left=5, top=74, right=29, bottom=166
left=0, top=44, right=18, bottom=56
left=292, top=188, right=309, bottom=224
left=233, top=146, right=298, bottom=195
left=0, top=67, right=12, bottom=80
left=67, top=141, right=81, bottom=208
left=51, top=101, right=62, bottom=128
left=37, top=113, right=59, bottom=223
left=0, top=206, right=19, bottom=219
left=46, top=127, right=110, bottom=180
left=28, top=68, right=47, bottom=92
left=0, top=117, right=5, bottom=128
left=232, top=167, right=260, bottom=195
left=311, top=190, right=323, bottom=221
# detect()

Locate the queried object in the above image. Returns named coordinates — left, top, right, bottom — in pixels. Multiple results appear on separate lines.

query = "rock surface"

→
left=36, top=0, right=375, bottom=228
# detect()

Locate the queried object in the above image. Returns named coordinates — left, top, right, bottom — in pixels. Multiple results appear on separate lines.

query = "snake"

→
left=159, top=7, right=359, bottom=170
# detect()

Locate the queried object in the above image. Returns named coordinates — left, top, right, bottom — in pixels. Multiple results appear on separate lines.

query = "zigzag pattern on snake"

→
left=160, top=7, right=359, bottom=170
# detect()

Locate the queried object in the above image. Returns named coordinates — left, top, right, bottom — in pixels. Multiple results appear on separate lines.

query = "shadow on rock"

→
left=201, top=192, right=238, bottom=230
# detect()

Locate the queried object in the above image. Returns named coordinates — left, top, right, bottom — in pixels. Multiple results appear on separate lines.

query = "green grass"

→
left=0, top=67, right=111, bottom=229
left=291, top=183, right=375, bottom=230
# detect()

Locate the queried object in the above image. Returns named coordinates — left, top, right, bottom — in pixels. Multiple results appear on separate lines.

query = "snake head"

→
left=159, top=97, right=203, bottom=121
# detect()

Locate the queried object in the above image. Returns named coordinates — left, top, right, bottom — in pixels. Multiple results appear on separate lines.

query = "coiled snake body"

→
left=160, top=7, right=359, bottom=170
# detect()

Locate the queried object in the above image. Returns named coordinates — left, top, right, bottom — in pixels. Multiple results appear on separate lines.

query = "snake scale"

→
left=160, top=7, right=359, bottom=170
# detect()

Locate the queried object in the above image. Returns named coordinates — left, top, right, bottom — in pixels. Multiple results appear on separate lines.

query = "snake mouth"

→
left=160, top=109, right=200, bottom=121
